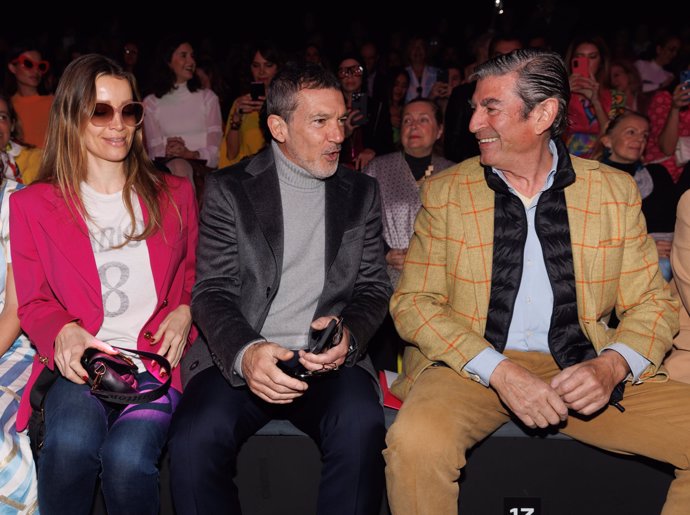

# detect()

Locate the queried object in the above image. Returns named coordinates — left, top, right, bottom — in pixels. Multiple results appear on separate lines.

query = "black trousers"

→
left=169, top=365, right=385, bottom=515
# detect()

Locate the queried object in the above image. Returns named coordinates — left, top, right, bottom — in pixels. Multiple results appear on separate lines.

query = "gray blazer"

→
left=183, top=148, right=393, bottom=387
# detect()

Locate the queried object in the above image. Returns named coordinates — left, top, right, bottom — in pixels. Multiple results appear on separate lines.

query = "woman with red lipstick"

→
left=10, top=54, right=198, bottom=515
left=143, top=36, right=222, bottom=197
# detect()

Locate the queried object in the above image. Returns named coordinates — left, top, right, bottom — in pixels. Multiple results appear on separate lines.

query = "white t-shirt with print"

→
left=81, top=182, right=156, bottom=371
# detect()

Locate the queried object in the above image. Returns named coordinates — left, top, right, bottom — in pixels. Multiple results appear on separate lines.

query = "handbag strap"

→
left=89, top=347, right=172, bottom=405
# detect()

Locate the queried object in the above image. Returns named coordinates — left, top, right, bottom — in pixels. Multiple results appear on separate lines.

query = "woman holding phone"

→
left=644, top=62, right=690, bottom=182
left=563, top=35, right=614, bottom=158
left=218, top=42, right=283, bottom=168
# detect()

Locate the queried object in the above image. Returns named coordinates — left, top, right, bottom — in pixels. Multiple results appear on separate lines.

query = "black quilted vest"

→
left=483, top=139, right=596, bottom=369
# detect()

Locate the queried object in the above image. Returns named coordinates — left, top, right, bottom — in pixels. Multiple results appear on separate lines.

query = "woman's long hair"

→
left=38, top=53, right=170, bottom=243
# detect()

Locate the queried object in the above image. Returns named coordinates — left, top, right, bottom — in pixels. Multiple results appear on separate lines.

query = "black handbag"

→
left=28, top=347, right=172, bottom=461
left=80, top=347, right=171, bottom=405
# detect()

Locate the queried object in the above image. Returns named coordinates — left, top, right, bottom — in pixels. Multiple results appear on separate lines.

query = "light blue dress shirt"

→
left=464, top=141, right=650, bottom=385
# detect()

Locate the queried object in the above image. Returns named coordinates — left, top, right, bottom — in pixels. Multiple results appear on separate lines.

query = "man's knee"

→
left=322, top=382, right=385, bottom=453
left=170, top=399, right=241, bottom=462
left=385, top=404, right=468, bottom=473
left=169, top=378, right=250, bottom=477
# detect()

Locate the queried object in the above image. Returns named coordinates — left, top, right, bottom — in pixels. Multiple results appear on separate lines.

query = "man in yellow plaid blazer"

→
left=384, top=49, right=690, bottom=515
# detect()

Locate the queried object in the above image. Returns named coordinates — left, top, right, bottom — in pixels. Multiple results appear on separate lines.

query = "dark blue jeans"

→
left=169, top=365, right=386, bottom=515
left=37, top=373, right=179, bottom=515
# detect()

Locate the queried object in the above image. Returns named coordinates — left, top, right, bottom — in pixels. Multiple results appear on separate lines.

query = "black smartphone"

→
left=250, top=82, right=265, bottom=101
left=277, top=354, right=337, bottom=380
left=437, top=68, right=449, bottom=84
left=309, top=318, right=343, bottom=355
left=277, top=354, right=312, bottom=380
left=350, top=92, right=368, bottom=127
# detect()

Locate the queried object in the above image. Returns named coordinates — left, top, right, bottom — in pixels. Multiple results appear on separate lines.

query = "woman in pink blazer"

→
left=9, top=54, right=198, bottom=515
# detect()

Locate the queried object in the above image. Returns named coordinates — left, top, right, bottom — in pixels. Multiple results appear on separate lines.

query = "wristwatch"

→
left=345, top=329, right=359, bottom=364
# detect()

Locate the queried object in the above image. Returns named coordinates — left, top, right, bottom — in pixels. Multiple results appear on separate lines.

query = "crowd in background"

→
left=1, top=7, right=690, bottom=514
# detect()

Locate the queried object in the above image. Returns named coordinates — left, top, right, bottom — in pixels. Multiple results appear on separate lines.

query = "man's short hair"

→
left=472, top=49, right=570, bottom=138
left=266, top=61, right=342, bottom=123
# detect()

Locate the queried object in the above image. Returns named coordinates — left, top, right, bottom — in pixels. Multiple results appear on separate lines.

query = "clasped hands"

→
left=165, top=137, right=198, bottom=160
left=489, top=350, right=630, bottom=429
left=242, top=316, right=350, bottom=404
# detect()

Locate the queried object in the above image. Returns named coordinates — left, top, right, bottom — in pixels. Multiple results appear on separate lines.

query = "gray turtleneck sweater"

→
left=233, top=142, right=327, bottom=376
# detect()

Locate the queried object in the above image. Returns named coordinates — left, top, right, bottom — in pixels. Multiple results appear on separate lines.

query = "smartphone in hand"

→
left=350, top=92, right=368, bottom=127
left=250, top=82, right=265, bottom=101
left=572, top=56, right=590, bottom=78
left=309, top=318, right=343, bottom=355
left=437, top=68, right=449, bottom=84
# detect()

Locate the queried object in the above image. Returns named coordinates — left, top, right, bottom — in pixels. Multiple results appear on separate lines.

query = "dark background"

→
left=6, top=1, right=685, bottom=53
left=2, top=1, right=686, bottom=102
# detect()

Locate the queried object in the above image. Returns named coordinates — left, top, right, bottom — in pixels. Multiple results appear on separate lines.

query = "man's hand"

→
left=299, top=316, right=350, bottom=371
left=242, top=342, right=308, bottom=404
left=490, top=359, right=568, bottom=428
left=551, top=351, right=629, bottom=416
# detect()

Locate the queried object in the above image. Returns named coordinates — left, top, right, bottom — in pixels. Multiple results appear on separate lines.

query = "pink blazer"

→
left=10, top=174, right=198, bottom=430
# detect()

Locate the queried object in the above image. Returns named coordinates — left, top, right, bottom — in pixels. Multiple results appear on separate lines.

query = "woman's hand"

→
left=54, top=322, right=115, bottom=384
left=569, top=74, right=600, bottom=102
left=655, top=239, right=672, bottom=259
left=344, top=109, right=365, bottom=138
left=671, top=82, right=690, bottom=110
left=429, top=81, right=450, bottom=99
left=386, top=248, right=408, bottom=270
left=152, top=304, right=192, bottom=368
left=165, top=137, right=199, bottom=160
left=355, top=148, right=376, bottom=170
left=235, top=93, right=264, bottom=115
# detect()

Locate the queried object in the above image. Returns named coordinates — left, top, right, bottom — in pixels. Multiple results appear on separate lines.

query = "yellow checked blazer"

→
left=390, top=155, right=679, bottom=400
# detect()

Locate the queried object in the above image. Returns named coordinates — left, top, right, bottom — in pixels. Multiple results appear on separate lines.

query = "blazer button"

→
left=38, top=355, right=48, bottom=365
left=189, top=360, right=199, bottom=370
left=161, top=299, right=168, bottom=307
left=144, top=331, right=154, bottom=340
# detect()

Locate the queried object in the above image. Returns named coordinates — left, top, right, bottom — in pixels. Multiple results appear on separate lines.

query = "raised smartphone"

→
left=250, top=82, right=265, bottom=101
left=572, top=56, right=590, bottom=78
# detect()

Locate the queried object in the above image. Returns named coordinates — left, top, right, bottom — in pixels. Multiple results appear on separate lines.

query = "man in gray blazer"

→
left=169, top=62, right=392, bottom=515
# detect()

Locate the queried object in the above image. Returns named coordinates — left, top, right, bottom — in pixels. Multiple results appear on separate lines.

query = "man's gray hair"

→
left=472, top=49, right=570, bottom=138
left=266, top=61, right=342, bottom=123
